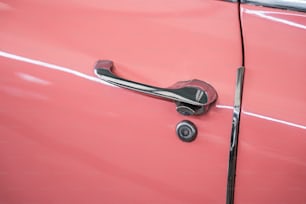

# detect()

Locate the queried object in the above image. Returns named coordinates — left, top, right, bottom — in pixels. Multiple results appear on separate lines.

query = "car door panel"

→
left=235, top=4, right=306, bottom=204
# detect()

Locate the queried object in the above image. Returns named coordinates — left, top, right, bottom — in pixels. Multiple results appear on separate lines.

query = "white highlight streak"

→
left=216, top=104, right=233, bottom=110
left=0, top=51, right=115, bottom=87
left=243, top=111, right=306, bottom=130
left=244, top=8, right=306, bottom=30
left=17, top=72, right=51, bottom=85
left=216, top=105, right=306, bottom=130
left=1, top=50, right=305, bottom=130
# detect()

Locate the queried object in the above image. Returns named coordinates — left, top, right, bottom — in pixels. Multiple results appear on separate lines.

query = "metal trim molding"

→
left=226, top=67, right=245, bottom=204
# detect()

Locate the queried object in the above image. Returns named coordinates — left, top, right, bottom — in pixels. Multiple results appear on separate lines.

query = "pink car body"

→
left=0, top=0, right=305, bottom=203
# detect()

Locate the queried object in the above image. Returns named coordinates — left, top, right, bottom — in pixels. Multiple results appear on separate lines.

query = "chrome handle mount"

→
left=94, top=60, right=217, bottom=116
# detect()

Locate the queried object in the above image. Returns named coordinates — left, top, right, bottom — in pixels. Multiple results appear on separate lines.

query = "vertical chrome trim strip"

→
left=226, top=67, right=245, bottom=204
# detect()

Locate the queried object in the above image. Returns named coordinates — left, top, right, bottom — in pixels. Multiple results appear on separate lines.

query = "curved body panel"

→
left=0, top=0, right=241, bottom=203
left=236, top=4, right=306, bottom=204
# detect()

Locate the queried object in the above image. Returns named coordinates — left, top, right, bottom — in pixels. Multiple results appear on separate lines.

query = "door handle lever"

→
left=94, top=60, right=217, bottom=116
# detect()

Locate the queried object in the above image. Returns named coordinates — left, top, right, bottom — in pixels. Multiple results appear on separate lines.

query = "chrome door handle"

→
left=94, top=60, right=217, bottom=116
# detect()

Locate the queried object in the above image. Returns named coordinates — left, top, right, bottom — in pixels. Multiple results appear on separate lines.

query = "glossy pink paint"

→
left=235, top=5, right=306, bottom=204
left=0, top=0, right=241, bottom=203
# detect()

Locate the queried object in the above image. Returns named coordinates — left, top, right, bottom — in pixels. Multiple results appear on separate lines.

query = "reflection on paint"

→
left=0, top=50, right=305, bottom=130
left=1, top=86, right=48, bottom=100
left=242, top=110, right=306, bottom=130
left=0, top=2, right=11, bottom=11
left=243, top=8, right=306, bottom=30
left=17, top=72, right=51, bottom=85
left=0, top=51, right=115, bottom=87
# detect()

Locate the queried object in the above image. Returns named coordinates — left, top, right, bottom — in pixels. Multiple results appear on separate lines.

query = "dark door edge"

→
left=226, top=1, right=246, bottom=203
